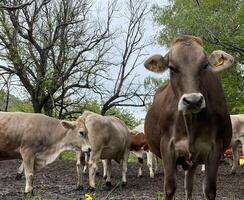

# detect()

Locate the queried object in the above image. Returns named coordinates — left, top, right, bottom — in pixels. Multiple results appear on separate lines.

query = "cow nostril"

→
left=183, top=97, right=191, bottom=105
left=197, top=96, right=203, bottom=104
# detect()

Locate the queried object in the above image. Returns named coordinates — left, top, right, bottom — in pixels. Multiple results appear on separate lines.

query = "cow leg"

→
left=105, top=159, right=112, bottom=187
left=161, top=139, right=176, bottom=200
left=154, top=156, right=159, bottom=175
left=16, top=162, right=24, bottom=180
left=201, top=164, right=205, bottom=172
left=102, top=159, right=108, bottom=179
left=76, top=151, right=84, bottom=190
left=203, top=146, right=221, bottom=200
left=184, top=165, right=197, bottom=200
left=21, top=152, right=35, bottom=195
left=121, top=149, right=129, bottom=186
left=137, top=157, right=143, bottom=178
left=88, top=152, right=100, bottom=191
left=231, top=141, right=240, bottom=174
left=83, top=153, right=88, bottom=174
left=146, top=151, right=154, bottom=178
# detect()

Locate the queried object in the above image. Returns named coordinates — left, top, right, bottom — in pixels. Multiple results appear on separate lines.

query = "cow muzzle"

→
left=178, top=93, right=206, bottom=114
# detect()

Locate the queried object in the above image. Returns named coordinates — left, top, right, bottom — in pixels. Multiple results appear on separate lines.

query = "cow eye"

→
left=79, top=131, right=85, bottom=137
left=203, top=63, right=208, bottom=70
left=169, top=66, right=178, bottom=73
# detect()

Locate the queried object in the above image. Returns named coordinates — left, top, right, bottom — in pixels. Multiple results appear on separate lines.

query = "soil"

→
left=0, top=159, right=244, bottom=200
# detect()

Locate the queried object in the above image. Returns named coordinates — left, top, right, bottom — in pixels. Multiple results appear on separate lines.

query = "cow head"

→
left=61, top=119, right=91, bottom=152
left=144, top=35, right=234, bottom=114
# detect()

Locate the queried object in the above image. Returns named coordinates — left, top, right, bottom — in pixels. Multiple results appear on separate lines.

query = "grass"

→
left=59, top=150, right=76, bottom=160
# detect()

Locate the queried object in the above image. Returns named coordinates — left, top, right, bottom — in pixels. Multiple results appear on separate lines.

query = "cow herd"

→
left=0, top=35, right=243, bottom=200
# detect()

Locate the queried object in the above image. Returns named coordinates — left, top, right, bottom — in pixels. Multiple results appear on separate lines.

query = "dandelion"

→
left=85, top=193, right=93, bottom=200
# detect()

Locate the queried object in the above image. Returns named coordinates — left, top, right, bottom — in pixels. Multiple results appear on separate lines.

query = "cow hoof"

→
left=103, top=175, right=107, bottom=180
left=231, top=169, right=236, bottom=175
left=106, top=181, right=112, bottom=187
left=16, top=173, right=23, bottom=181
left=138, top=174, right=143, bottom=178
left=88, top=186, right=95, bottom=192
left=76, top=185, right=84, bottom=191
left=96, top=171, right=100, bottom=176
left=24, top=191, right=34, bottom=197
left=150, top=174, right=154, bottom=178
left=121, top=181, right=127, bottom=187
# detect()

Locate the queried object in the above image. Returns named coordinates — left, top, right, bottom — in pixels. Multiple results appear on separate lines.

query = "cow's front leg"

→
left=184, top=165, right=197, bottom=200
left=146, top=151, right=154, bottom=178
left=105, top=159, right=112, bottom=187
left=76, top=151, right=84, bottom=190
left=137, top=157, right=143, bottom=178
left=203, top=146, right=221, bottom=200
left=16, top=161, right=24, bottom=180
left=231, top=141, right=240, bottom=174
left=102, top=159, right=107, bottom=179
left=88, top=152, right=99, bottom=191
left=121, top=149, right=129, bottom=186
left=161, top=139, right=176, bottom=200
left=21, top=150, right=35, bottom=195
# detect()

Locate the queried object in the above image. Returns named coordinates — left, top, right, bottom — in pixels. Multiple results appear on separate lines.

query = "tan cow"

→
left=0, top=112, right=90, bottom=194
left=144, top=35, right=234, bottom=200
left=76, top=111, right=131, bottom=191
left=230, top=114, right=244, bottom=174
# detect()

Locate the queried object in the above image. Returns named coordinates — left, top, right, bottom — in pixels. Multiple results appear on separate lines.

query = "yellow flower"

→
left=240, top=158, right=244, bottom=165
left=85, top=193, right=93, bottom=200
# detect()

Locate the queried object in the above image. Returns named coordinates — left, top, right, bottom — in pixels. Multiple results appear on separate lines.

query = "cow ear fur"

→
left=209, top=50, right=234, bottom=72
left=144, top=54, right=168, bottom=73
left=61, top=121, right=76, bottom=130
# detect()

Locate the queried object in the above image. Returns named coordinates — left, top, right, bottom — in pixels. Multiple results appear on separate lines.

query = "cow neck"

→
left=183, top=113, right=195, bottom=161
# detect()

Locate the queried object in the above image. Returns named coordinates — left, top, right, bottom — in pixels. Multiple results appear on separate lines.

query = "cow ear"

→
left=144, top=54, right=168, bottom=73
left=61, top=121, right=76, bottom=130
left=209, top=50, right=234, bottom=72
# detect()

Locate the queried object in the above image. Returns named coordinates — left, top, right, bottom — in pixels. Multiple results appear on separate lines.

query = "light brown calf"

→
left=76, top=111, right=131, bottom=191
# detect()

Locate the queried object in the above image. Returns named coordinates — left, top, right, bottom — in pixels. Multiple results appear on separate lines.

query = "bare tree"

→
left=0, top=72, right=13, bottom=111
left=0, top=0, right=34, bottom=11
left=98, top=0, right=152, bottom=115
left=0, top=0, right=113, bottom=116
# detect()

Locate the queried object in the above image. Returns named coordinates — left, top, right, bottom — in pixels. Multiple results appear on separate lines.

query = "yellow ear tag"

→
left=215, top=57, right=224, bottom=67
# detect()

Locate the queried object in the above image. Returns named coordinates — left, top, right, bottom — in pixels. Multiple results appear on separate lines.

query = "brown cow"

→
left=130, top=129, right=158, bottom=178
left=144, top=35, right=234, bottom=200
left=0, top=112, right=90, bottom=194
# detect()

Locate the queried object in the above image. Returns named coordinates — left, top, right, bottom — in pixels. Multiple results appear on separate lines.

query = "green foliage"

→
left=67, top=100, right=140, bottom=129
left=152, top=0, right=244, bottom=113
left=0, top=89, right=33, bottom=112
left=59, top=151, right=76, bottom=160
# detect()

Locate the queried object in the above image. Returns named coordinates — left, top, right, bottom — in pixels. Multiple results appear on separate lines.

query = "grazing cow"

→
left=230, top=114, right=244, bottom=174
left=130, top=125, right=158, bottom=178
left=144, top=35, right=234, bottom=200
left=76, top=111, right=131, bottom=191
left=0, top=112, right=90, bottom=194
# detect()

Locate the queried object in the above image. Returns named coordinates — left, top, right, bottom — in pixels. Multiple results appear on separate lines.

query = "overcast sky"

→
left=0, top=0, right=170, bottom=120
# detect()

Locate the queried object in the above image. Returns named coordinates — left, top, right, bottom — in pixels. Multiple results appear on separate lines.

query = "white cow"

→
left=0, top=112, right=90, bottom=194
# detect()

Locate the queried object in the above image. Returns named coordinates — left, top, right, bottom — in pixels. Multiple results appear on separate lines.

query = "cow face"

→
left=61, top=120, right=91, bottom=152
left=144, top=35, right=234, bottom=114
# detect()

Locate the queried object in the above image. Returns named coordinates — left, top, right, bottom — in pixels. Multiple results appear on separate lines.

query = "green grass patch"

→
left=128, top=153, right=138, bottom=163
left=59, top=150, right=76, bottom=160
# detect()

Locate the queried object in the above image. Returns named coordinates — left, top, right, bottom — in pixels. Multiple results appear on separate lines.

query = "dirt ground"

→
left=0, top=159, right=244, bottom=200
